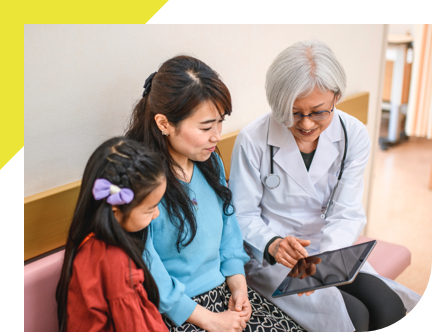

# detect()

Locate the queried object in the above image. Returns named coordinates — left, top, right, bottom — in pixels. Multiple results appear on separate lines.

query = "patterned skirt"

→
left=163, top=282, right=306, bottom=332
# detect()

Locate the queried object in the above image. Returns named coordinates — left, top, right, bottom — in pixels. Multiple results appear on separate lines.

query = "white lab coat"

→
left=229, top=109, right=421, bottom=332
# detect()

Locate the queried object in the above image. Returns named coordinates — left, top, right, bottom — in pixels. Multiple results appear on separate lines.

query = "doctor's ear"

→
left=334, top=91, right=342, bottom=103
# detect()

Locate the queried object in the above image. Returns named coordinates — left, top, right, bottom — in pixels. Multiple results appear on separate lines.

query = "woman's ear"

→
left=154, top=114, right=171, bottom=135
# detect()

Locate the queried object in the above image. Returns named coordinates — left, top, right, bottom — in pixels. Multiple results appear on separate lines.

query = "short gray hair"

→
left=265, top=40, right=346, bottom=127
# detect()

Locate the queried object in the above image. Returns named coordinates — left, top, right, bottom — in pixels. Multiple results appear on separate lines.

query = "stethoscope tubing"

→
left=264, top=115, right=348, bottom=219
left=321, top=115, right=348, bottom=219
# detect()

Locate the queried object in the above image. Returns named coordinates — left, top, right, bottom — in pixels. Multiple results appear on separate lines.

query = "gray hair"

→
left=265, top=40, right=346, bottom=127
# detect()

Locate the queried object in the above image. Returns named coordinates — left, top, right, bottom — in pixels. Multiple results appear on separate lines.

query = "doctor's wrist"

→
left=264, top=236, right=283, bottom=265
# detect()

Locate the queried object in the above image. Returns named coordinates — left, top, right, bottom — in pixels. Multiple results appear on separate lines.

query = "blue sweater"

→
left=144, top=155, right=250, bottom=326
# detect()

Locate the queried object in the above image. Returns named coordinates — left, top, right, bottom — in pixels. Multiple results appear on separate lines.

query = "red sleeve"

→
left=109, top=268, right=168, bottom=332
left=67, top=238, right=168, bottom=332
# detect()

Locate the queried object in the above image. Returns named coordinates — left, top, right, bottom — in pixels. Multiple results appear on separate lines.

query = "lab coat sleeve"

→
left=319, top=123, right=371, bottom=253
left=144, top=228, right=197, bottom=327
left=229, top=131, right=280, bottom=267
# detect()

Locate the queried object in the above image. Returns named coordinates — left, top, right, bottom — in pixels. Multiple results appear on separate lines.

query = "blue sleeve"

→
left=144, top=225, right=197, bottom=327
left=214, top=153, right=250, bottom=276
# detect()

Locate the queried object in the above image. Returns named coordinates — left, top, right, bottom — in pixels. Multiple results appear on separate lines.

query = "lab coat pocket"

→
left=323, top=173, right=338, bottom=208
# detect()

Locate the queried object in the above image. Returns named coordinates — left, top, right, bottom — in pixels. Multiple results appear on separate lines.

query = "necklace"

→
left=183, top=162, right=198, bottom=211
left=185, top=183, right=199, bottom=212
left=191, top=196, right=199, bottom=211
left=189, top=188, right=199, bottom=212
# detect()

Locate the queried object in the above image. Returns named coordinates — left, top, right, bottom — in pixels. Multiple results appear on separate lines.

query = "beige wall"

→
left=25, top=24, right=387, bottom=216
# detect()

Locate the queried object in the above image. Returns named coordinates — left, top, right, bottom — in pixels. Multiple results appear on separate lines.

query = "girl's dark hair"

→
left=56, top=136, right=166, bottom=332
left=126, top=55, right=234, bottom=252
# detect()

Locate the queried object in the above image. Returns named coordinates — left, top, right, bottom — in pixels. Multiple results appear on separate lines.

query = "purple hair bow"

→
left=92, top=178, right=134, bottom=205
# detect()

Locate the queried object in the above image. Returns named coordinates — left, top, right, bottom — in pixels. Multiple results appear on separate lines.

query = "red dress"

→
left=67, top=235, right=168, bottom=332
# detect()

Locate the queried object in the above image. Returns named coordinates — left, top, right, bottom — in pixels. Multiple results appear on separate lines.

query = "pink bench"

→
left=354, top=235, right=411, bottom=280
left=24, top=250, right=64, bottom=332
left=24, top=237, right=411, bottom=332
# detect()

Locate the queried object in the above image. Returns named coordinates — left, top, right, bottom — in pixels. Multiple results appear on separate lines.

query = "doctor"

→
left=229, top=40, right=421, bottom=332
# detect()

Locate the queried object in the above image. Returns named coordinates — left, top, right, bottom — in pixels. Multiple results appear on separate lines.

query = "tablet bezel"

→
left=272, top=240, right=377, bottom=298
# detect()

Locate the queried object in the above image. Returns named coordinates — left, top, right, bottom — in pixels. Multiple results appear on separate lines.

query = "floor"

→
left=367, top=115, right=432, bottom=295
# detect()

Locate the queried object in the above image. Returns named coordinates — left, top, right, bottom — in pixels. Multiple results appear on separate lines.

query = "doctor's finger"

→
left=296, top=238, right=311, bottom=248
left=289, top=239, right=309, bottom=257
left=279, top=255, right=297, bottom=268
left=279, top=244, right=301, bottom=261
left=283, top=240, right=307, bottom=260
left=277, top=252, right=296, bottom=266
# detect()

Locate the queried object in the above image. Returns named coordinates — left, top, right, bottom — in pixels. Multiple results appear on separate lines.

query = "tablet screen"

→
left=272, top=241, right=376, bottom=297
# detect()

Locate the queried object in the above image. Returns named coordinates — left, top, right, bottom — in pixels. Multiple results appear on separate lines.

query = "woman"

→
left=229, top=40, right=421, bottom=332
left=126, top=55, right=305, bottom=332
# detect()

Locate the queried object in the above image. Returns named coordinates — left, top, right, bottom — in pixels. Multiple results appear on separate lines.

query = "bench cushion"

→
left=24, top=250, right=64, bottom=332
left=355, top=235, right=411, bottom=280
left=24, top=236, right=411, bottom=332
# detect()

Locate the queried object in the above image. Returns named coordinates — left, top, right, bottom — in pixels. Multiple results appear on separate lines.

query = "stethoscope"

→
left=264, top=115, right=348, bottom=220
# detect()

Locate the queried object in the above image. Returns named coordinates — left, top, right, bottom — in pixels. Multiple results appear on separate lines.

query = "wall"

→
left=25, top=25, right=387, bottom=215
left=389, top=24, right=416, bottom=37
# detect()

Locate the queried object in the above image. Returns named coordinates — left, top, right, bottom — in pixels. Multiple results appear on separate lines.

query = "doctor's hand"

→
left=269, top=236, right=311, bottom=268
left=297, top=290, right=315, bottom=297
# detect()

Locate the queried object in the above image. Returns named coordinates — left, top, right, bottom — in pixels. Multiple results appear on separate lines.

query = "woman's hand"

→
left=228, top=289, right=252, bottom=323
left=187, top=304, right=245, bottom=332
left=269, top=236, right=311, bottom=268
left=187, top=275, right=250, bottom=331
left=206, top=311, right=246, bottom=332
left=225, top=274, right=251, bottom=323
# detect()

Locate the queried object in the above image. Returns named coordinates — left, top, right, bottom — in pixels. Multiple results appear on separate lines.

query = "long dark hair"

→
left=126, top=55, right=234, bottom=252
left=56, top=137, right=166, bottom=332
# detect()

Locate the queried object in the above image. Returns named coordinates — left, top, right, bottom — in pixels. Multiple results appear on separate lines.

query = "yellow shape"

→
left=1, top=0, right=169, bottom=171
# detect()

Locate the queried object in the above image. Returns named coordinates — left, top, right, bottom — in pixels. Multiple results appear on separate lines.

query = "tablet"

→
left=272, top=240, right=376, bottom=298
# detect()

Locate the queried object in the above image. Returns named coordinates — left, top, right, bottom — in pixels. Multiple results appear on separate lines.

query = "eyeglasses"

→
left=293, top=94, right=336, bottom=122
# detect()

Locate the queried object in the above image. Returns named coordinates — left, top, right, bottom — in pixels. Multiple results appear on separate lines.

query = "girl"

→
left=56, top=137, right=169, bottom=332
left=126, top=55, right=306, bottom=332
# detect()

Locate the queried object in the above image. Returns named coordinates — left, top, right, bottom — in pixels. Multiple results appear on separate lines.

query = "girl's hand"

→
left=228, top=289, right=252, bottom=322
left=206, top=310, right=246, bottom=332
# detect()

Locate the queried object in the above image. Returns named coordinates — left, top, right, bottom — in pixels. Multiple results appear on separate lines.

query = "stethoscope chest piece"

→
left=265, top=145, right=281, bottom=189
left=264, top=174, right=280, bottom=189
